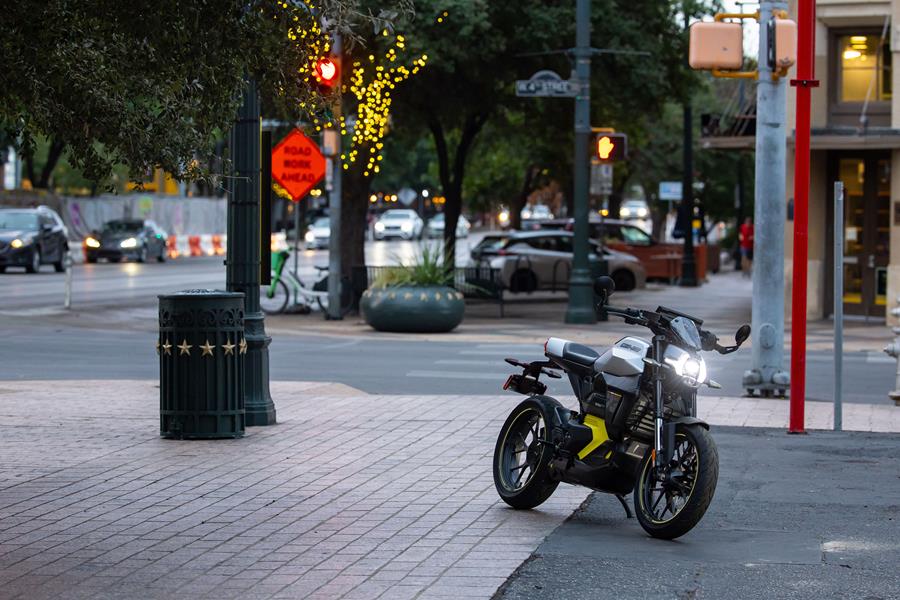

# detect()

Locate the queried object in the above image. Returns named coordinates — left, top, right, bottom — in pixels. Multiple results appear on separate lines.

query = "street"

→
left=1, top=251, right=896, bottom=404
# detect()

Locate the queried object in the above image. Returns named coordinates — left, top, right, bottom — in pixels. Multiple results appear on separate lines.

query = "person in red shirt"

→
left=739, top=217, right=754, bottom=276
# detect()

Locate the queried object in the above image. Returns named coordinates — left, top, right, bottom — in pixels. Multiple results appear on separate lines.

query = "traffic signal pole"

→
left=788, top=0, right=817, bottom=433
left=742, top=0, right=791, bottom=397
left=565, top=0, right=597, bottom=324
left=679, top=3, right=697, bottom=287
left=327, top=33, right=344, bottom=320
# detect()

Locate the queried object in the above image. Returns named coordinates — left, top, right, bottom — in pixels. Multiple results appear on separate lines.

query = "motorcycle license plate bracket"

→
left=503, top=374, right=547, bottom=396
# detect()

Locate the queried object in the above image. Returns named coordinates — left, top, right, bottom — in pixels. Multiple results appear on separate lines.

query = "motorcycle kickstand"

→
left=615, top=494, right=634, bottom=519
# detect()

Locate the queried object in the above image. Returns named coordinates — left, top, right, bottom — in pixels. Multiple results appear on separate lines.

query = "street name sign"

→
left=516, top=70, right=579, bottom=98
left=271, top=128, right=326, bottom=201
left=659, top=181, right=682, bottom=201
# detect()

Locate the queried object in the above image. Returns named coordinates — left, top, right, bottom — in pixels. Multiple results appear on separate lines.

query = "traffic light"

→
left=594, top=132, right=627, bottom=162
left=314, top=57, right=340, bottom=90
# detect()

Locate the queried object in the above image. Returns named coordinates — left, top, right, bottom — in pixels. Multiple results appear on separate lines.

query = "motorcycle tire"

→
left=493, top=396, right=560, bottom=509
left=634, top=424, right=718, bottom=540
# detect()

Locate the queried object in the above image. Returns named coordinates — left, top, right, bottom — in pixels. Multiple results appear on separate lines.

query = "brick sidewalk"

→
left=0, top=381, right=588, bottom=600
left=1, top=381, right=897, bottom=600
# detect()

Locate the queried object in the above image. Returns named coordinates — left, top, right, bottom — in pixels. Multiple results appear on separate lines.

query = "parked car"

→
left=538, top=217, right=712, bottom=281
left=0, top=206, right=69, bottom=274
left=486, top=231, right=646, bottom=293
left=84, top=219, right=167, bottom=263
left=304, top=217, right=331, bottom=249
left=618, top=199, right=649, bottom=220
left=426, top=213, right=470, bottom=238
left=374, top=209, right=424, bottom=240
left=470, top=233, right=509, bottom=263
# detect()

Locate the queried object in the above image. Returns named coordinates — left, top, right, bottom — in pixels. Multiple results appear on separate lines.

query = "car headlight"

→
left=375, top=222, right=385, bottom=232
left=305, top=231, right=315, bottom=243
left=85, top=237, right=101, bottom=248
left=665, top=351, right=707, bottom=384
left=620, top=207, right=631, bottom=217
left=637, top=207, right=648, bottom=218
left=120, top=237, right=138, bottom=248
left=10, top=238, right=28, bottom=249
left=498, top=211, right=509, bottom=223
left=401, top=222, right=413, bottom=232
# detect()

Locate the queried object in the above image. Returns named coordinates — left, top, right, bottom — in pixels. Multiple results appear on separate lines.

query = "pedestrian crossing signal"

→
left=595, top=133, right=627, bottom=162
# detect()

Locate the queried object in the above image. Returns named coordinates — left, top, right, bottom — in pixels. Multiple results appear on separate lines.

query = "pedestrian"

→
left=739, top=216, right=754, bottom=277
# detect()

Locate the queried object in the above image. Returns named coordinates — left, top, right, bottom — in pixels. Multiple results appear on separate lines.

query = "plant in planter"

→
left=360, top=246, right=465, bottom=333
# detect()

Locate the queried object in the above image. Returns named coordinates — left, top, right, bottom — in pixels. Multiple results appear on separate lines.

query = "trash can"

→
left=158, top=290, right=245, bottom=439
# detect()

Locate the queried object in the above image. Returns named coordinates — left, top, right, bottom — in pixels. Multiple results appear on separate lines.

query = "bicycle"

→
left=260, top=249, right=353, bottom=316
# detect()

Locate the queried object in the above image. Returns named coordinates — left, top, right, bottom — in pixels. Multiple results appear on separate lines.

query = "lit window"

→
left=839, top=34, right=891, bottom=102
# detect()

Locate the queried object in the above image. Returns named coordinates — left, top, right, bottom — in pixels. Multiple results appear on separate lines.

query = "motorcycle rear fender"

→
left=667, top=416, right=710, bottom=430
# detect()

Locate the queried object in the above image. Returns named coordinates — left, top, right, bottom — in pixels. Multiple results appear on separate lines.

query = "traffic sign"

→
left=516, top=70, right=579, bottom=97
left=271, top=129, right=326, bottom=202
left=659, top=181, right=682, bottom=201
left=590, top=163, right=613, bottom=196
left=397, top=187, right=417, bottom=206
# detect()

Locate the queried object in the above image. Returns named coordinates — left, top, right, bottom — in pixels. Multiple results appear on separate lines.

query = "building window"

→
left=838, top=34, right=891, bottom=102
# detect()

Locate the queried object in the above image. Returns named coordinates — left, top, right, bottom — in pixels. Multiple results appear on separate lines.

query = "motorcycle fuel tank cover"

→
left=595, top=336, right=649, bottom=377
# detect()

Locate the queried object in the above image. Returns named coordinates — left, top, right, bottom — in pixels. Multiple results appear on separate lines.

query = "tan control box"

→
left=773, top=18, right=797, bottom=69
left=689, top=22, right=743, bottom=70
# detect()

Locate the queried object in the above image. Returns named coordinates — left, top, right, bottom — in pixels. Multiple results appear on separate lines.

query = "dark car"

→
left=0, top=206, right=69, bottom=274
left=84, top=219, right=167, bottom=263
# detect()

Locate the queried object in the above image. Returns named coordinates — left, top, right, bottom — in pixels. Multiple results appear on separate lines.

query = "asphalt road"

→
left=497, top=427, right=900, bottom=600
left=0, top=239, right=896, bottom=403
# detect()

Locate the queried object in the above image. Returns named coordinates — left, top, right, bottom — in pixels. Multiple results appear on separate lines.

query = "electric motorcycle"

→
left=493, top=276, right=750, bottom=539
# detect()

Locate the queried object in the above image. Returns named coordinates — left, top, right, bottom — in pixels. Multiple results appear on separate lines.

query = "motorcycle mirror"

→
left=735, top=324, right=751, bottom=346
left=594, top=276, right=615, bottom=304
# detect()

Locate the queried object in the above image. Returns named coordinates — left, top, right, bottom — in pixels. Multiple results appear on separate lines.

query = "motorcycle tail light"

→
left=543, top=339, right=549, bottom=354
left=503, top=375, right=513, bottom=390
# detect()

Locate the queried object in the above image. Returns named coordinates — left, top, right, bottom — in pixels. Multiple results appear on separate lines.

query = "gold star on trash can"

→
left=200, top=340, right=215, bottom=357
left=161, top=339, right=172, bottom=355
left=177, top=340, right=192, bottom=356
left=239, top=338, right=248, bottom=355
left=155, top=340, right=160, bottom=355
left=222, top=338, right=236, bottom=356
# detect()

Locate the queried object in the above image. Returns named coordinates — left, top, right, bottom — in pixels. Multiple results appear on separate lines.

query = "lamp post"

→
left=565, top=0, right=597, bottom=324
left=226, top=78, right=276, bottom=426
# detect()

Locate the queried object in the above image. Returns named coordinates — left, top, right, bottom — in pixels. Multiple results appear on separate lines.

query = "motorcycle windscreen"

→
left=669, top=316, right=702, bottom=350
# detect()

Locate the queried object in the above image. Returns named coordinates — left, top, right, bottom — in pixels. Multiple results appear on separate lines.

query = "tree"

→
left=389, top=0, right=709, bottom=265
left=0, top=0, right=352, bottom=188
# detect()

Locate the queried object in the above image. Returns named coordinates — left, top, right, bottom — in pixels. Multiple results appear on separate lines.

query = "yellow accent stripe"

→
left=577, top=414, right=610, bottom=459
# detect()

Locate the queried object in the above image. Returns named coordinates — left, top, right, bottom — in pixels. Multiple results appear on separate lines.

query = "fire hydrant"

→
left=882, top=304, right=900, bottom=406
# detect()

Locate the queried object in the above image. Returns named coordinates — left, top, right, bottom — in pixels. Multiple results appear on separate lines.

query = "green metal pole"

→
left=227, top=78, right=276, bottom=426
left=565, top=0, right=596, bottom=324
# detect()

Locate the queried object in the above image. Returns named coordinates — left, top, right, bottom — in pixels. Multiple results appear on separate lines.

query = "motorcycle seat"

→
left=546, top=337, right=601, bottom=375
left=563, top=343, right=600, bottom=368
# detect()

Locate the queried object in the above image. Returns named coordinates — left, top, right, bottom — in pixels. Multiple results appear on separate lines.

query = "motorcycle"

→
left=493, top=276, right=751, bottom=539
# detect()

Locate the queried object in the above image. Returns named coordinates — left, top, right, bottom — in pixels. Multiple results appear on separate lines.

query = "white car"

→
left=304, top=217, right=330, bottom=249
left=426, top=213, right=470, bottom=238
left=374, top=209, right=424, bottom=240
left=619, top=199, right=649, bottom=220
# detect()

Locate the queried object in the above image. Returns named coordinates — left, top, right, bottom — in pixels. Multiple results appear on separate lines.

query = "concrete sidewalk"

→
left=1, top=380, right=898, bottom=600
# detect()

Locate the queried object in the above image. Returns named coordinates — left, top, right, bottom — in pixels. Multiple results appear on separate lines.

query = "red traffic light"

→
left=315, top=57, right=339, bottom=84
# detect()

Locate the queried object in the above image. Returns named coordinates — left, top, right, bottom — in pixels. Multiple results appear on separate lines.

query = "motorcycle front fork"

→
left=652, top=335, right=672, bottom=472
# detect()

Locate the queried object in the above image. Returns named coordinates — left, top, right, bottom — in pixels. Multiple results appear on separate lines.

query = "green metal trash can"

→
left=158, top=290, right=245, bottom=439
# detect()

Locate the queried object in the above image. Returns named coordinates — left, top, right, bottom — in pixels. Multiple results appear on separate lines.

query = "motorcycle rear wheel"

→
left=493, top=397, right=560, bottom=509
left=634, top=424, right=718, bottom=540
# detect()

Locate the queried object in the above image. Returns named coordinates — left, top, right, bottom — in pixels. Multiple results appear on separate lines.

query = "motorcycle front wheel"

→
left=493, top=397, right=560, bottom=509
left=634, top=424, right=718, bottom=540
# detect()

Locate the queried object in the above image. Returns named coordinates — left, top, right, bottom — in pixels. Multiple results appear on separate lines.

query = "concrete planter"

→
left=361, top=285, right=464, bottom=333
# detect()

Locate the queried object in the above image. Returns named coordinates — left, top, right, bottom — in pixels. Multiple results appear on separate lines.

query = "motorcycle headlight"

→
left=120, top=237, right=138, bottom=248
left=665, top=350, right=707, bottom=384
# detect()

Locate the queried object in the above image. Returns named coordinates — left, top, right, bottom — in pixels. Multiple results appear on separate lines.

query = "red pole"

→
left=789, top=0, right=817, bottom=433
